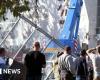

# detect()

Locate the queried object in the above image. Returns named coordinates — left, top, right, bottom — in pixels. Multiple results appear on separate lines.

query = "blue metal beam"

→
left=59, top=0, right=83, bottom=40
left=47, top=0, right=83, bottom=51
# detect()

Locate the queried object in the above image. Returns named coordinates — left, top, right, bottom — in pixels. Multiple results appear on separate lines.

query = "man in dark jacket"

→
left=24, top=42, right=46, bottom=80
left=76, top=50, right=88, bottom=80
left=0, top=48, right=7, bottom=80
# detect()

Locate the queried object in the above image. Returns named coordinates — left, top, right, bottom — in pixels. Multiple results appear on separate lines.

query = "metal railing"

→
left=12, top=31, right=35, bottom=60
left=20, top=15, right=64, bottom=49
left=0, top=14, right=63, bottom=80
left=0, top=19, right=20, bottom=46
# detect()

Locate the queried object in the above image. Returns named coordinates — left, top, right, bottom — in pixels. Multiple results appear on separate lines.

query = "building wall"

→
left=79, top=0, right=89, bottom=46
left=96, top=0, right=100, bottom=34
left=84, top=0, right=97, bottom=48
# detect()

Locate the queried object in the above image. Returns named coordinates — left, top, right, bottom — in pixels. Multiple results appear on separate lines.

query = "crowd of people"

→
left=0, top=41, right=100, bottom=80
left=53, top=45, right=100, bottom=80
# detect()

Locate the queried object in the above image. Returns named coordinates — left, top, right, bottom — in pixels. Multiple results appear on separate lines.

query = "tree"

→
left=0, top=0, right=30, bottom=20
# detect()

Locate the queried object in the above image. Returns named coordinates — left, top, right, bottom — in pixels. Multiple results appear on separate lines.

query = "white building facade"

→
left=84, top=0, right=98, bottom=48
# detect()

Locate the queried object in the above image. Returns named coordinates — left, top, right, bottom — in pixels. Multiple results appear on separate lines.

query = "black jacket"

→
left=25, top=51, right=46, bottom=76
left=76, top=57, right=88, bottom=77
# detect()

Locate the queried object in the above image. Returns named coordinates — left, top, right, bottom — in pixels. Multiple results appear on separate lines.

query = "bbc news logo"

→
left=0, top=68, right=21, bottom=74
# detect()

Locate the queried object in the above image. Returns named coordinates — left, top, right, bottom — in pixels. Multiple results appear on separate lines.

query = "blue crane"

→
left=20, top=0, right=83, bottom=53
left=47, top=0, right=83, bottom=53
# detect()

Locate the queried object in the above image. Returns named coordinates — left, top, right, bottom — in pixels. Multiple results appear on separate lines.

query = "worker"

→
left=58, top=46, right=75, bottom=80
left=75, top=49, right=88, bottom=80
left=0, top=47, right=7, bottom=80
left=87, top=45, right=100, bottom=80
left=52, top=52, right=63, bottom=80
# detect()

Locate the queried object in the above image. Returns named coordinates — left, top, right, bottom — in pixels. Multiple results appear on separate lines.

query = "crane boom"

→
left=47, top=0, right=83, bottom=52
